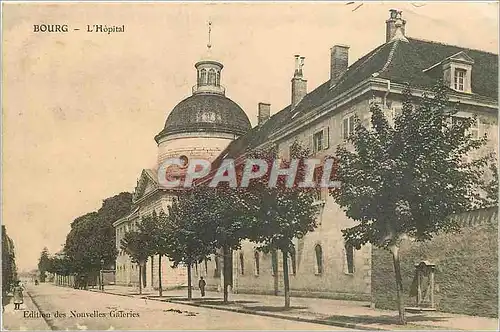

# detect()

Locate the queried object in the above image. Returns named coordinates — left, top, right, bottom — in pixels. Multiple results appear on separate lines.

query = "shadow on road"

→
left=243, top=305, right=308, bottom=312
left=194, top=299, right=259, bottom=305
left=323, top=314, right=452, bottom=327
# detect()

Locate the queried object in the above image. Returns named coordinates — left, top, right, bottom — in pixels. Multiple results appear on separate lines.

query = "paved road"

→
left=4, top=284, right=342, bottom=330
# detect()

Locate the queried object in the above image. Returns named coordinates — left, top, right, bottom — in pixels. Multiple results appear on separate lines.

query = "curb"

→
left=163, top=298, right=385, bottom=330
left=26, top=291, right=57, bottom=330
left=91, top=289, right=385, bottom=330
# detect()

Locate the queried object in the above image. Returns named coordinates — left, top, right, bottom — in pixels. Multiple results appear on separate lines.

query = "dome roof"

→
left=155, top=94, right=251, bottom=141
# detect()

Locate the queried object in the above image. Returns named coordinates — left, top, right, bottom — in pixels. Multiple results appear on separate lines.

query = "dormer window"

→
left=454, top=68, right=466, bottom=91
left=425, top=51, right=474, bottom=94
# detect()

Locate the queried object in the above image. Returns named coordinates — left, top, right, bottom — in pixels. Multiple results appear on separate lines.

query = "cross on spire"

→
left=207, top=20, right=212, bottom=50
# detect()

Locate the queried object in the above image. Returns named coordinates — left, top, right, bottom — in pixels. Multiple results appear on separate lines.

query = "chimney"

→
left=291, top=55, right=307, bottom=110
left=330, top=45, right=349, bottom=87
left=258, top=102, right=271, bottom=125
left=386, top=9, right=407, bottom=43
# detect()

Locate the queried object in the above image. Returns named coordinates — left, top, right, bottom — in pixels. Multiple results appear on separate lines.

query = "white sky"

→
left=2, top=1, right=498, bottom=271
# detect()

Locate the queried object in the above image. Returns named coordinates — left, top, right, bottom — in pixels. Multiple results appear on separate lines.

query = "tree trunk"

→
left=138, top=264, right=142, bottom=295
left=158, top=255, right=163, bottom=297
left=150, top=255, right=154, bottom=289
left=272, top=250, right=279, bottom=296
left=187, top=261, right=192, bottom=300
left=282, top=250, right=291, bottom=309
left=390, top=245, right=407, bottom=325
left=223, top=246, right=229, bottom=303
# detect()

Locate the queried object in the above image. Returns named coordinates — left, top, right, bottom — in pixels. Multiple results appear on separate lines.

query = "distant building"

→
left=114, top=10, right=498, bottom=300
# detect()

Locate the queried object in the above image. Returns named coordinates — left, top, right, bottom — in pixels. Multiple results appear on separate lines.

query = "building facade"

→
left=204, top=9, right=497, bottom=300
left=114, top=10, right=498, bottom=300
left=113, top=46, right=252, bottom=289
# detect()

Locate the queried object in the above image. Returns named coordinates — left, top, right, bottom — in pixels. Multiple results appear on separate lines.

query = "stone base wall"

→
left=372, top=207, right=498, bottom=317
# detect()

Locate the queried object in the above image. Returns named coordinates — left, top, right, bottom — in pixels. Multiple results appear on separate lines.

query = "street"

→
left=2, top=284, right=342, bottom=330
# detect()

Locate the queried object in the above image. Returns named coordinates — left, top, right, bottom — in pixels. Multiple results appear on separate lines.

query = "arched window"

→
left=290, top=247, right=297, bottom=275
left=254, top=251, right=260, bottom=276
left=208, top=69, right=216, bottom=85
left=216, top=72, right=221, bottom=86
left=214, top=255, right=221, bottom=278
left=239, top=253, right=244, bottom=275
left=271, top=250, right=278, bottom=276
left=314, top=244, right=323, bottom=274
left=345, top=243, right=355, bottom=274
left=199, top=69, right=207, bottom=85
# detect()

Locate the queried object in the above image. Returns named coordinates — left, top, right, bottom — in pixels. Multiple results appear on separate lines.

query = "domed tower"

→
left=155, top=22, right=251, bottom=166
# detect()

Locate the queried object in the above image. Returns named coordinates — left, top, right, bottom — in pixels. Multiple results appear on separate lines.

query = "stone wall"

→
left=372, top=206, right=498, bottom=317
left=233, top=194, right=372, bottom=301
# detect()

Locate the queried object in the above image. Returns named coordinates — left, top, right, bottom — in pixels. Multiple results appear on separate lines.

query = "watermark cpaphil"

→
left=157, top=157, right=341, bottom=189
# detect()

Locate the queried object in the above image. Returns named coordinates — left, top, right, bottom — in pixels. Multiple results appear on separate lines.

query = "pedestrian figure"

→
left=12, top=281, right=24, bottom=310
left=198, top=276, right=206, bottom=297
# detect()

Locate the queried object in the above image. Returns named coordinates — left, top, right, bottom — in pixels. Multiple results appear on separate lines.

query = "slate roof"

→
left=155, top=94, right=251, bottom=142
left=206, top=37, right=498, bottom=172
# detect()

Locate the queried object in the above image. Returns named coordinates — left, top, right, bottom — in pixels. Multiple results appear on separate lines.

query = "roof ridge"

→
left=379, top=40, right=400, bottom=74
left=331, top=43, right=388, bottom=90
left=408, top=37, right=498, bottom=56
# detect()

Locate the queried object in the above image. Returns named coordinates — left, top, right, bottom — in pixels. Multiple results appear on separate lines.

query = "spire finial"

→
left=207, top=20, right=212, bottom=49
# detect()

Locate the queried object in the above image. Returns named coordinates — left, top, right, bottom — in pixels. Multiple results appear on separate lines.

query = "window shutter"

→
left=309, top=134, right=314, bottom=154
left=342, top=118, right=349, bottom=139
left=349, top=115, right=356, bottom=135
left=323, top=127, right=330, bottom=149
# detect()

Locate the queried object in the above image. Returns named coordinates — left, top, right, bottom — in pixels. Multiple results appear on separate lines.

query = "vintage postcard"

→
left=1, top=1, right=499, bottom=331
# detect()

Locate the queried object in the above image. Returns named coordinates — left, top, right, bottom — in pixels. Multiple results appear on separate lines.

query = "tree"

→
left=64, top=212, right=102, bottom=278
left=38, top=247, right=51, bottom=282
left=95, top=192, right=133, bottom=268
left=190, top=185, right=252, bottom=303
left=240, top=142, right=320, bottom=308
left=161, top=192, right=214, bottom=300
left=2, top=226, right=17, bottom=293
left=64, top=192, right=132, bottom=284
left=483, top=156, right=499, bottom=207
left=120, top=229, right=152, bottom=295
left=137, top=211, right=169, bottom=297
left=330, top=82, right=495, bottom=324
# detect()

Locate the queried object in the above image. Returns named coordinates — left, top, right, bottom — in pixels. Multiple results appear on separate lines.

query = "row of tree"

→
left=37, top=82, right=497, bottom=325
left=122, top=82, right=498, bottom=324
left=38, top=192, right=133, bottom=287
left=121, top=142, right=319, bottom=307
left=120, top=82, right=497, bottom=324
left=2, top=225, right=18, bottom=296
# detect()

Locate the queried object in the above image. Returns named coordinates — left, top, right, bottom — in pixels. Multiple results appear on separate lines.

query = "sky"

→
left=2, top=1, right=498, bottom=271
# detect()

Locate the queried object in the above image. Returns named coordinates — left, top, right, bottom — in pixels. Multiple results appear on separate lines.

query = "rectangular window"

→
left=312, top=168, right=325, bottom=203
left=454, top=69, right=466, bottom=91
left=469, top=118, right=480, bottom=139
left=388, top=107, right=402, bottom=126
left=342, top=114, right=356, bottom=139
left=281, top=144, right=290, bottom=160
left=313, top=130, right=323, bottom=153
left=451, top=115, right=480, bottom=139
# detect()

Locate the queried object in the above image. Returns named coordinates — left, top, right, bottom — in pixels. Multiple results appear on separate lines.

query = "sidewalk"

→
left=1, top=289, right=52, bottom=331
left=89, top=285, right=499, bottom=330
